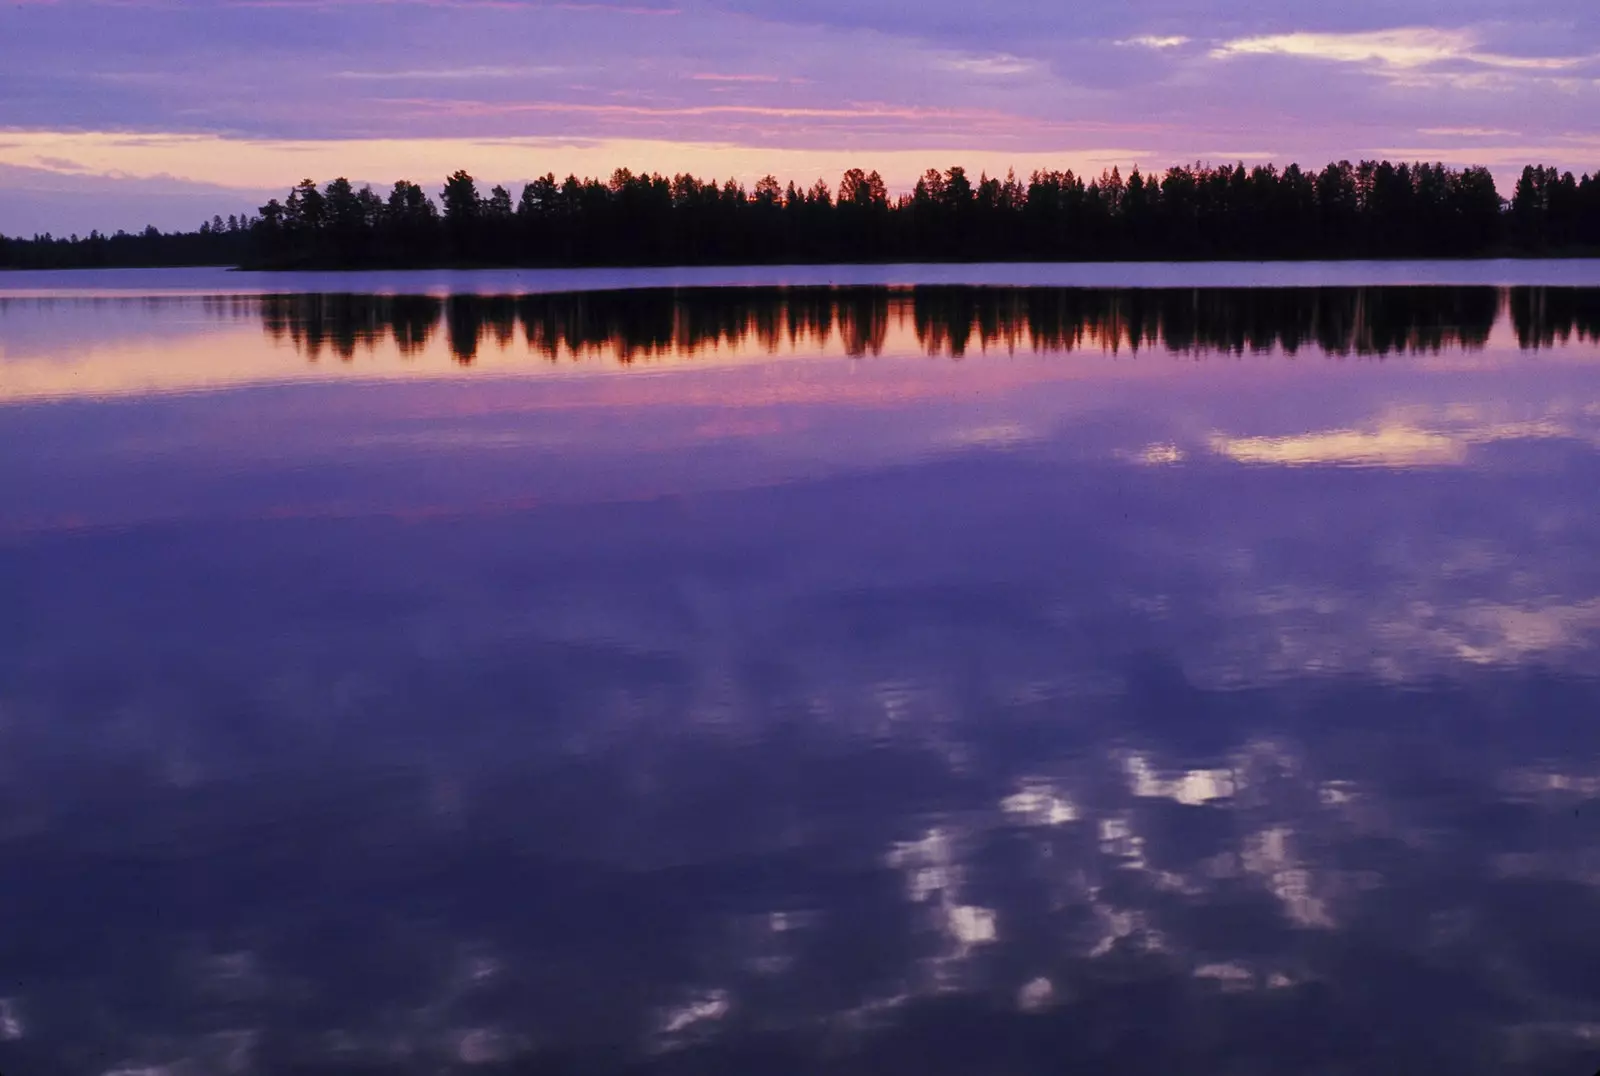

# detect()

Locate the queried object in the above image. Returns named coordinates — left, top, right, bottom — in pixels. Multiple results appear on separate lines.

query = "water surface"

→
left=6, top=258, right=1600, bottom=297
left=4, top=278, right=1600, bottom=1075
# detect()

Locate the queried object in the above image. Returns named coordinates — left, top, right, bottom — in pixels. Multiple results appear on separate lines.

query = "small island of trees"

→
left=3, top=160, right=1600, bottom=269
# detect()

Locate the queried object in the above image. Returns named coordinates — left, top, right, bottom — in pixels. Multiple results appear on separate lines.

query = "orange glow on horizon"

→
left=0, top=128, right=1570, bottom=218
left=0, top=129, right=1215, bottom=201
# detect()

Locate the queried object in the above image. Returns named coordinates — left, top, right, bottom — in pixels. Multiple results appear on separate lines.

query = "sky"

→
left=2, top=0, right=1599, bottom=235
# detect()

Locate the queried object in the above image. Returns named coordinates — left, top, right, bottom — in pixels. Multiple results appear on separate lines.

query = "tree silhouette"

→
left=441, top=170, right=481, bottom=260
left=10, top=158, right=1600, bottom=270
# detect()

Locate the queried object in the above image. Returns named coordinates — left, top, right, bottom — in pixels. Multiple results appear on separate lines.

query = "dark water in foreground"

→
left=4, top=280, right=1600, bottom=1075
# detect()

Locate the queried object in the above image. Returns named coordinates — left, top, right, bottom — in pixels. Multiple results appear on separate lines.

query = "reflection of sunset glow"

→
left=8, top=283, right=1594, bottom=405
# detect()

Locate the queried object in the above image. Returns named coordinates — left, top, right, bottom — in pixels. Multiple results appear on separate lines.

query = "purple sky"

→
left=3, top=0, right=1599, bottom=235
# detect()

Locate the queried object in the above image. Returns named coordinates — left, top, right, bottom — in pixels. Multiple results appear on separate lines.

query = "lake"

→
left=4, top=264, right=1600, bottom=1075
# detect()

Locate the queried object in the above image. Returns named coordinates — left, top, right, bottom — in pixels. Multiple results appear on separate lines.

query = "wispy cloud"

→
left=382, top=98, right=1023, bottom=123
left=1117, top=36, right=1190, bottom=50
left=1418, top=126, right=1518, bottom=137
left=227, top=0, right=680, bottom=12
left=335, top=65, right=567, bottom=79
left=1211, top=27, right=1590, bottom=72
left=934, top=53, right=1035, bottom=76
left=34, top=156, right=92, bottom=173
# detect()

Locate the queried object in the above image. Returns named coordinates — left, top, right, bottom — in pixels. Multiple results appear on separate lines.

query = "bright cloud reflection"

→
left=1211, top=407, right=1597, bottom=469
left=1211, top=425, right=1466, bottom=467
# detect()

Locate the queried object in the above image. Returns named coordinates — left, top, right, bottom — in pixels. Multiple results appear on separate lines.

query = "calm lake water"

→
left=5, top=266, right=1600, bottom=1075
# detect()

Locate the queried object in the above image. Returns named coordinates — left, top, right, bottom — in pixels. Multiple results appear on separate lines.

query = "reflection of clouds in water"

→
left=1015, top=975, right=1054, bottom=1011
left=6, top=377, right=1600, bottom=1072
left=6, top=664, right=1600, bottom=1072
left=1213, top=424, right=1466, bottom=467
left=1203, top=588, right=1600, bottom=682
left=887, top=827, right=1001, bottom=988
left=1241, top=827, right=1334, bottom=929
left=1456, top=599, right=1600, bottom=661
left=455, top=1028, right=515, bottom=1065
left=1000, top=781, right=1079, bottom=825
left=1209, top=401, right=1600, bottom=469
left=1123, top=753, right=1235, bottom=806
left=658, top=990, right=731, bottom=1037
left=1128, top=442, right=1185, bottom=465
left=946, top=422, right=1036, bottom=448
left=1500, top=767, right=1600, bottom=799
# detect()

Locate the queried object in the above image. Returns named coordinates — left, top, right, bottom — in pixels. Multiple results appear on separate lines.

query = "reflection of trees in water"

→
left=258, top=289, right=894, bottom=365
left=251, top=286, right=1600, bottom=366
left=1509, top=286, right=1600, bottom=349
left=912, top=286, right=1506, bottom=358
left=445, top=295, right=519, bottom=365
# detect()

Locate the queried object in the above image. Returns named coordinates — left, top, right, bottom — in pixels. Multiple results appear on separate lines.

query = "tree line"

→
left=4, top=162, right=1600, bottom=269
left=0, top=217, right=256, bottom=270
left=251, top=285, right=1600, bottom=364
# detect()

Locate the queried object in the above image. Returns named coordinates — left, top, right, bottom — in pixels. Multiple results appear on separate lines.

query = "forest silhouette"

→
left=249, top=285, right=1600, bottom=364
left=5, top=161, right=1600, bottom=269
